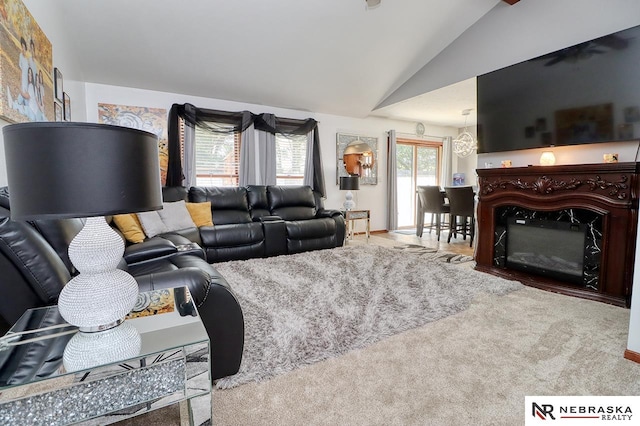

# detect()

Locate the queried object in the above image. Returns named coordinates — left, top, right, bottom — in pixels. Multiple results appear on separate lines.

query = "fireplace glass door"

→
left=506, top=218, right=587, bottom=286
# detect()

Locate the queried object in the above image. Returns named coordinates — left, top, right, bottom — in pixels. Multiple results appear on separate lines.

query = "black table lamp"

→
left=339, top=175, right=360, bottom=210
left=3, top=122, right=162, bottom=332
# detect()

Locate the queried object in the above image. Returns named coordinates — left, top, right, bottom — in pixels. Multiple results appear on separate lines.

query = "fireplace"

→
left=476, top=162, right=640, bottom=307
left=506, top=216, right=588, bottom=286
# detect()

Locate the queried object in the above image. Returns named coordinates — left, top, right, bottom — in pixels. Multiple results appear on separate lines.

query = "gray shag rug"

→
left=214, top=244, right=522, bottom=389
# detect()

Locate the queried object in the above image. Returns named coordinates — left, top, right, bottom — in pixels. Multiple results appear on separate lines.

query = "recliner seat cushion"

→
left=0, top=208, right=70, bottom=306
left=189, top=187, right=251, bottom=224
left=246, top=186, right=269, bottom=220
left=268, top=186, right=316, bottom=220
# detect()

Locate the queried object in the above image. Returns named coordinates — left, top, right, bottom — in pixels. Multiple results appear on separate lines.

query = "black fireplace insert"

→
left=506, top=217, right=587, bottom=286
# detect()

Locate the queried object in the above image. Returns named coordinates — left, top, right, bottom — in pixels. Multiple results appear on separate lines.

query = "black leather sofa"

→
left=154, top=185, right=346, bottom=263
left=0, top=187, right=243, bottom=380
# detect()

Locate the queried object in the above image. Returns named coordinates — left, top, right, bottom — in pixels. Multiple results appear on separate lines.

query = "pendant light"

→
left=453, top=109, right=477, bottom=158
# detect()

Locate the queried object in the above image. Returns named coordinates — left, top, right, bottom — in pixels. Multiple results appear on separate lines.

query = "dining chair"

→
left=416, top=186, right=450, bottom=241
left=444, top=186, right=475, bottom=247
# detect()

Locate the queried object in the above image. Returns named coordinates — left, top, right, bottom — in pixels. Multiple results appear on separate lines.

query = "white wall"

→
left=378, top=0, right=640, bottom=109
left=84, top=83, right=458, bottom=232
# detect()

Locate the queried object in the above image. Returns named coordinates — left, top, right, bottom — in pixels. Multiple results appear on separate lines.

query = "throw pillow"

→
left=112, top=213, right=146, bottom=243
left=186, top=202, right=214, bottom=227
left=137, top=210, right=168, bottom=238
left=158, top=200, right=197, bottom=231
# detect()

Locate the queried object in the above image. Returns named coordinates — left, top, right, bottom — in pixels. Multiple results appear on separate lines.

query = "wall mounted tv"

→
left=477, top=24, right=640, bottom=154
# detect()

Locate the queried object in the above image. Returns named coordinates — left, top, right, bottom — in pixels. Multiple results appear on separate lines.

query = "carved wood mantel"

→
left=476, top=162, right=640, bottom=307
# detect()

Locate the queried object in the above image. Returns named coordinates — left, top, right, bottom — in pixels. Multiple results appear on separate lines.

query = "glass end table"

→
left=0, top=286, right=211, bottom=426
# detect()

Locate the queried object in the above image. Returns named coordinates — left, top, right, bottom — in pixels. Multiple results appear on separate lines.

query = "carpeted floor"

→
left=213, top=244, right=518, bottom=389
left=117, top=240, right=640, bottom=426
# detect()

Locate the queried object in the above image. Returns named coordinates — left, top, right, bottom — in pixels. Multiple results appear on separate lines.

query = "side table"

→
left=343, top=209, right=370, bottom=242
left=0, top=286, right=211, bottom=426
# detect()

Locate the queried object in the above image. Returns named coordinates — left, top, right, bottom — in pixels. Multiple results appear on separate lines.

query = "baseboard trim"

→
left=624, top=349, right=640, bottom=363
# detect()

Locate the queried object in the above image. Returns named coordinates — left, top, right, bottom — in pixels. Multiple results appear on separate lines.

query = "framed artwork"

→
left=54, top=68, right=63, bottom=101
left=624, top=106, right=640, bottom=123
left=524, top=126, right=535, bottom=138
left=618, top=123, right=634, bottom=140
left=0, top=0, right=54, bottom=123
left=63, top=92, right=70, bottom=121
left=54, top=101, right=62, bottom=122
left=98, top=103, right=169, bottom=185
left=555, top=103, right=613, bottom=144
left=336, top=133, right=378, bottom=185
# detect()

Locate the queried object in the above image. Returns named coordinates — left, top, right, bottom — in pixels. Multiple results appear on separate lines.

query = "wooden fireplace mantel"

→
left=476, top=162, right=640, bottom=307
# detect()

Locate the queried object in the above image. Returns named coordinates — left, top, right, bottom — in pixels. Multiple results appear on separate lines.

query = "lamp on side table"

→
left=339, top=175, right=360, bottom=211
left=3, top=122, right=162, bottom=332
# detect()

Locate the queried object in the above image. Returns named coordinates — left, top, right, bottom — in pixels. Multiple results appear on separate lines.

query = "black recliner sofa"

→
left=0, top=187, right=243, bottom=381
left=153, top=185, right=346, bottom=263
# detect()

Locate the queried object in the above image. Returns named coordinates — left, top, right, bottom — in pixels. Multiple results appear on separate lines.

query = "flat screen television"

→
left=477, top=24, right=640, bottom=154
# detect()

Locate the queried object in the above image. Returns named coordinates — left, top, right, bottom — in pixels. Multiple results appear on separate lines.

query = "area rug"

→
left=214, top=244, right=522, bottom=389
left=390, top=243, right=474, bottom=263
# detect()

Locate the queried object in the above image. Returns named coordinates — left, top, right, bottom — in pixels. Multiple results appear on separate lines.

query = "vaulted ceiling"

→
left=52, top=0, right=523, bottom=127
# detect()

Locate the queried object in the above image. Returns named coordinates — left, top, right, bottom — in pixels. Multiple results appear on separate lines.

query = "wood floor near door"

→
left=368, top=230, right=474, bottom=257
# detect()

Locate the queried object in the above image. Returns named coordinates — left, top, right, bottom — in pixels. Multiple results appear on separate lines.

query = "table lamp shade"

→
left=3, top=122, right=163, bottom=220
left=339, top=175, right=360, bottom=191
left=3, top=122, right=163, bottom=331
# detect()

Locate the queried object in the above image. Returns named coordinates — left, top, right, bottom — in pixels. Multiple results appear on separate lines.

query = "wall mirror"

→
left=336, top=133, right=378, bottom=185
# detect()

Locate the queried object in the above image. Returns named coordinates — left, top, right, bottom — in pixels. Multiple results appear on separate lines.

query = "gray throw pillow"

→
left=137, top=210, right=168, bottom=238
left=158, top=200, right=197, bottom=231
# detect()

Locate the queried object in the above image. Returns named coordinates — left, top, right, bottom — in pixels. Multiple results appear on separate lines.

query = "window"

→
left=396, top=139, right=442, bottom=228
left=194, top=125, right=240, bottom=186
left=275, top=134, right=307, bottom=185
left=189, top=124, right=307, bottom=187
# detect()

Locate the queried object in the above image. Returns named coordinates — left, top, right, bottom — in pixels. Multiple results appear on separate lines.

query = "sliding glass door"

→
left=396, top=139, right=441, bottom=228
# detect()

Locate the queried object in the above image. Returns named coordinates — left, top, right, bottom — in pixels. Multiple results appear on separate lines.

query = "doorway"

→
left=396, top=139, right=442, bottom=228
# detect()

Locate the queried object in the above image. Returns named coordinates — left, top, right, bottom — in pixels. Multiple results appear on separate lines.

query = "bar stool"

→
left=416, top=186, right=450, bottom=241
left=444, top=186, right=475, bottom=247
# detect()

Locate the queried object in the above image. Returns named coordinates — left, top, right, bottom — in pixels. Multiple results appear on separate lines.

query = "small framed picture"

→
left=618, top=123, right=633, bottom=140
left=525, top=126, right=535, bottom=138
left=63, top=92, right=71, bottom=121
left=54, top=68, right=64, bottom=102
left=624, top=106, right=640, bottom=123
left=54, top=101, right=63, bottom=122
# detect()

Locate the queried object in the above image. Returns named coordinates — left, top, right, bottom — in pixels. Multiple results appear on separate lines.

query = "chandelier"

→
left=453, top=109, right=477, bottom=158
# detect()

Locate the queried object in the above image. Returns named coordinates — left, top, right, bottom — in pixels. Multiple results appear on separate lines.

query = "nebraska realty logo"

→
left=525, top=397, right=639, bottom=425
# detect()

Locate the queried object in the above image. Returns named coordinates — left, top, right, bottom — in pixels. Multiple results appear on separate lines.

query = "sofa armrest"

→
left=258, top=215, right=284, bottom=222
left=259, top=216, right=287, bottom=257
left=133, top=262, right=244, bottom=380
left=124, top=237, right=177, bottom=265
left=316, top=209, right=343, bottom=219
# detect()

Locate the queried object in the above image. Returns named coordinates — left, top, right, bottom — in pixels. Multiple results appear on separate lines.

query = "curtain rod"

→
left=390, top=131, right=447, bottom=140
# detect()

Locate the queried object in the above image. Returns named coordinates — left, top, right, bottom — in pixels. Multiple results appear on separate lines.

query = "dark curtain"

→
left=167, top=104, right=326, bottom=197
left=254, top=114, right=326, bottom=197
left=167, top=103, right=254, bottom=186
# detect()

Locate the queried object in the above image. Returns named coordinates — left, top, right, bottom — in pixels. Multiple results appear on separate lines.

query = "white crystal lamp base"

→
left=63, top=321, right=142, bottom=372
left=58, top=216, right=139, bottom=332
left=343, top=191, right=356, bottom=211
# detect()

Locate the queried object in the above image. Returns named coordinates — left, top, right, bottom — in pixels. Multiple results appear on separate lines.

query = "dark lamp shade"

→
left=3, top=122, right=163, bottom=220
left=339, top=175, right=360, bottom=191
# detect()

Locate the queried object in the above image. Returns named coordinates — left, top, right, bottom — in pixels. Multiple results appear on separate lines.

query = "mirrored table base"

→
left=0, top=342, right=211, bottom=425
